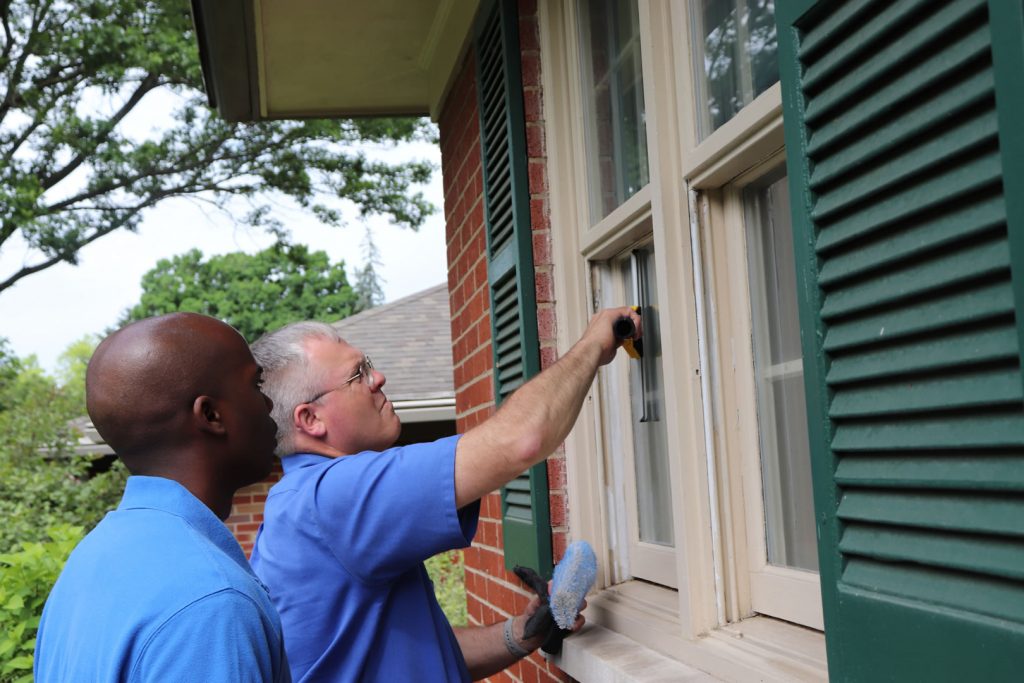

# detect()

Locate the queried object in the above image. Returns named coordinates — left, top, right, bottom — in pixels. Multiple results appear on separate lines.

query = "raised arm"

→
left=453, top=306, right=641, bottom=509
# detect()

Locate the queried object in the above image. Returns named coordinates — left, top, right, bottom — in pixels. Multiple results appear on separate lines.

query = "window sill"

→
left=550, top=584, right=828, bottom=682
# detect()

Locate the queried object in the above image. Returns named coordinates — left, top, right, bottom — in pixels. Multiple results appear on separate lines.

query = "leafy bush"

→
left=0, top=338, right=127, bottom=555
left=425, top=550, right=467, bottom=627
left=0, top=524, right=83, bottom=683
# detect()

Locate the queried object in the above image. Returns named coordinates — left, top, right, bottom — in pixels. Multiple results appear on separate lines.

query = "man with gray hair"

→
left=250, top=306, right=640, bottom=682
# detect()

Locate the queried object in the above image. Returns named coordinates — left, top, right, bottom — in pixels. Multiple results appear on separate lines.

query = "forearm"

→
left=455, top=614, right=541, bottom=681
left=454, top=335, right=604, bottom=508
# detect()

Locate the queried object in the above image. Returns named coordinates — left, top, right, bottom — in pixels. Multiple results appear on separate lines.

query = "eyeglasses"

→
left=306, top=356, right=376, bottom=403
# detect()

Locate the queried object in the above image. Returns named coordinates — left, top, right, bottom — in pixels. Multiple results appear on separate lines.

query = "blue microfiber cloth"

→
left=549, top=541, right=597, bottom=629
left=513, top=540, right=597, bottom=654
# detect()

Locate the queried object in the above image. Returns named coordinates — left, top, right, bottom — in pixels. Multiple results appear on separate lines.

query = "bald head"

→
left=87, top=313, right=257, bottom=471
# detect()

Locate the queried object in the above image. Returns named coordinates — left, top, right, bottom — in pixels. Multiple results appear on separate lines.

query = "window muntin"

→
left=691, top=0, right=778, bottom=139
left=578, top=0, right=650, bottom=223
left=743, top=170, right=818, bottom=572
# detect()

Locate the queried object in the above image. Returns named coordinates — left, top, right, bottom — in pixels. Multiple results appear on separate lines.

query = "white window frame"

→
left=538, top=0, right=826, bottom=679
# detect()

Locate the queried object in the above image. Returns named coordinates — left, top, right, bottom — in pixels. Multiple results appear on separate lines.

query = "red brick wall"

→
left=226, top=462, right=282, bottom=557
left=440, top=1, right=568, bottom=680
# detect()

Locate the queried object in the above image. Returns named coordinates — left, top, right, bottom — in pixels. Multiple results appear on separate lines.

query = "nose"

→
left=371, top=369, right=386, bottom=391
left=263, top=392, right=274, bottom=412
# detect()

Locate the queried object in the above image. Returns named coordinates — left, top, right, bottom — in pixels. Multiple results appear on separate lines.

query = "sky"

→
left=0, top=138, right=447, bottom=374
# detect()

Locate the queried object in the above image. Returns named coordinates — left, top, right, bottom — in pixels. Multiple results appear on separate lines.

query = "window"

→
left=578, top=0, right=649, bottom=222
left=743, top=170, right=817, bottom=573
left=594, top=239, right=676, bottom=587
left=690, top=0, right=778, bottom=139
left=541, top=0, right=826, bottom=676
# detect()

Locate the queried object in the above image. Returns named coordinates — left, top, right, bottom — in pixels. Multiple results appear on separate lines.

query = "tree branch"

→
left=39, top=71, right=161, bottom=191
left=0, top=0, right=52, bottom=127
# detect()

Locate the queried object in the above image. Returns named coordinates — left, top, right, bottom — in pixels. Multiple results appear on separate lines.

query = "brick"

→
left=523, top=88, right=542, bottom=122
left=547, top=456, right=566, bottom=489
left=534, top=269, right=553, bottom=303
left=548, top=492, right=567, bottom=527
left=520, top=53, right=541, bottom=88
left=532, top=229, right=552, bottom=265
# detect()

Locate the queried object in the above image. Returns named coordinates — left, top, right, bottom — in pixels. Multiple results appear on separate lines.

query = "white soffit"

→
left=254, top=0, right=479, bottom=120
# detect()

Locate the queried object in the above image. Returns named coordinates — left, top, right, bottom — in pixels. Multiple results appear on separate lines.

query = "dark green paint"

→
left=473, top=0, right=553, bottom=578
left=778, top=0, right=1024, bottom=678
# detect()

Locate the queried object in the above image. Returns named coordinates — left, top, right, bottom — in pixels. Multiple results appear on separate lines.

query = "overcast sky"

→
left=0, top=138, right=446, bottom=374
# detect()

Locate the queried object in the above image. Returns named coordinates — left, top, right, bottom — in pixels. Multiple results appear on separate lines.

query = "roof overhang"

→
left=190, top=0, right=479, bottom=122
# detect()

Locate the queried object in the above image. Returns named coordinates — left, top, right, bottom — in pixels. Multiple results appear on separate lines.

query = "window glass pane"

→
left=623, top=247, right=673, bottom=546
left=744, top=172, right=818, bottom=571
left=579, top=0, right=649, bottom=223
left=691, top=0, right=778, bottom=139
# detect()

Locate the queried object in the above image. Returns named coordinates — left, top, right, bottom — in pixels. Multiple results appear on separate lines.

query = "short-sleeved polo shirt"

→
left=35, top=476, right=290, bottom=683
left=251, top=435, right=479, bottom=682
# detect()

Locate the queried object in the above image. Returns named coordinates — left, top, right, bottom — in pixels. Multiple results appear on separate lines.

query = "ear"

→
left=194, top=396, right=227, bottom=435
left=293, top=402, right=327, bottom=438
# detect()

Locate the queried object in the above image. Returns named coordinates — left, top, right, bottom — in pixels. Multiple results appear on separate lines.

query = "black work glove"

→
left=512, top=565, right=573, bottom=655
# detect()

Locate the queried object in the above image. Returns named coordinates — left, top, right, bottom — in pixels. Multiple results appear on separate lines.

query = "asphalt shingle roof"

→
left=332, top=283, right=454, bottom=403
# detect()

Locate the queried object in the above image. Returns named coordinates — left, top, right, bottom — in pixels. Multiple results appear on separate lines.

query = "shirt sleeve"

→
left=131, top=589, right=289, bottom=683
left=314, top=435, right=480, bottom=583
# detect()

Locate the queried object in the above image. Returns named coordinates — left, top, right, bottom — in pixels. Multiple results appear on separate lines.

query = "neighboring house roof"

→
left=332, top=283, right=455, bottom=424
left=66, top=416, right=115, bottom=458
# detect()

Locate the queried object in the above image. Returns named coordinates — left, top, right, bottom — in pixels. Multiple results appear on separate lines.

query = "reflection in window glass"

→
left=623, top=248, right=673, bottom=546
left=691, top=0, right=778, bottom=139
left=744, top=171, right=818, bottom=571
left=579, top=0, right=649, bottom=223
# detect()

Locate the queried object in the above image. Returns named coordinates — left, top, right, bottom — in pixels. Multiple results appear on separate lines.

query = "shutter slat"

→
left=809, top=66, right=993, bottom=184
left=819, top=235, right=1009, bottom=320
left=831, top=413, right=1024, bottom=451
left=840, top=524, right=1024, bottom=581
left=802, top=0, right=964, bottom=94
left=813, top=151, right=1001, bottom=248
left=829, top=366, right=1021, bottom=417
left=823, top=281, right=1013, bottom=352
left=818, top=193, right=1004, bottom=287
left=836, top=490, right=1024, bottom=537
left=841, top=558, right=1024, bottom=625
left=797, top=0, right=883, bottom=63
left=804, top=0, right=987, bottom=125
left=827, top=325, right=1017, bottom=385
left=835, top=454, right=1024, bottom=491
left=810, top=109, right=997, bottom=221
left=806, top=23, right=990, bottom=160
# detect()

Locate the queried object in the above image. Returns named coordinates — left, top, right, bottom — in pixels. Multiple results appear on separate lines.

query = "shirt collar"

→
left=281, top=452, right=333, bottom=474
left=117, top=476, right=254, bottom=576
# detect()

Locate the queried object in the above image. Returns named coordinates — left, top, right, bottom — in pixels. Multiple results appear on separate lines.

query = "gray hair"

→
left=251, top=321, right=346, bottom=457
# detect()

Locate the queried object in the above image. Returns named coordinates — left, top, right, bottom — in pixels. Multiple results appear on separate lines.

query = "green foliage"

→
left=0, top=0, right=436, bottom=296
left=425, top=550, right=467, bottom=627
left=0, top=339, right=127, bottom=555
left=122, top=242, right=361, bottom=341
left=0, top=524, right=83, bottom=683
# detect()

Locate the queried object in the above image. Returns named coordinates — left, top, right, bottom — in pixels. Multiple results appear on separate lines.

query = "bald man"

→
left=35, top=313, right=290, bottom=682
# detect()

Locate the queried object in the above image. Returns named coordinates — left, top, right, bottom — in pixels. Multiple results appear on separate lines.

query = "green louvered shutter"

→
left=473, top=0, right=552, bottom=576
left=778, top=0, right=1024, bottom=679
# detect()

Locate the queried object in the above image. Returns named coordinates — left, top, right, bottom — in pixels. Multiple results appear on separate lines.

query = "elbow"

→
left=507, top=431, right=544, bottom=471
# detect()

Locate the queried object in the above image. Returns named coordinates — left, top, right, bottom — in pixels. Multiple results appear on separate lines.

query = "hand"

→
left=514, top=593, right=587, bottom=651
left=582, top=307, right=643, bottom=366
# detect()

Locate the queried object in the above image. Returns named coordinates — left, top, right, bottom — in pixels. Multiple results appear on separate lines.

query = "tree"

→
left=0, top=0, right=435, bottom=296
left=123, top=242, right=360, bottom=341
left=353, top=226, right=386, bottom=311
left=0, top=338, right=127, bottom=556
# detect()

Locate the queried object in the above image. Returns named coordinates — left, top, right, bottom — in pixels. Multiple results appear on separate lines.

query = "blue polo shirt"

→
left=35, top=476, right=290, bottom=682
left=251, top=435, right=479, bottom=682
